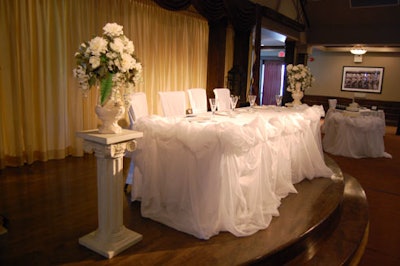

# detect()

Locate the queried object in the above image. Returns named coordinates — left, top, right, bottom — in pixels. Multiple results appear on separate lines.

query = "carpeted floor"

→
left=325, top=126, right=400, bottom=266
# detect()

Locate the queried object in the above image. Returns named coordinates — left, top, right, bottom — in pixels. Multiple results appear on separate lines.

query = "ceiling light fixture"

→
left=350, top=45, right=367, bottom=55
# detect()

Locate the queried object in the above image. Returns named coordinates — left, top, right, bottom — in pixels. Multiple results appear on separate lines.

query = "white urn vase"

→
left=95, top=100, right=125, bottom=134
left=291, top=82, right=304, bottom=106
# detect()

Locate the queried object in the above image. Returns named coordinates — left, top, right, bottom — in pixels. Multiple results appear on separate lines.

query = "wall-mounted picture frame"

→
left=341, top=66, right=384, bottom=93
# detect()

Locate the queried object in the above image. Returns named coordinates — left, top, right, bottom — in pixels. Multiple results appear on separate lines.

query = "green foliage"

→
left=100, top=74, right=113, bottom=105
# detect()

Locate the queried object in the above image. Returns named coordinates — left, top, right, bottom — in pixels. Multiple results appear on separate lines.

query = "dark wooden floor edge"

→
left=294, top=174, right=369, bottom=265
left=247, top=156, right=345, bottom=265
left=249, top=198, right=343, bottom=265
left=249, top=172, right=369, bottom=266
left=349, top=222, right=370, bottom=266
left=344, top=174, right=370, bottom=266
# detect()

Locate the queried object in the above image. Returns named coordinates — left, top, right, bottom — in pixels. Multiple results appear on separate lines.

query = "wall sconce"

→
left=350, top=45, right=367, bottom=63
left=353, top=54, right=363, bottom=63
left=350, top=45, right=367, bottom=55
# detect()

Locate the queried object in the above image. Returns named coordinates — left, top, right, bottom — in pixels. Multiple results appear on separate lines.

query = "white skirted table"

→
left=131, top=105, right=333, bottom=240
left=322, top=109, right=391, bottom=158
left=76, top=129, right=143, bottom=259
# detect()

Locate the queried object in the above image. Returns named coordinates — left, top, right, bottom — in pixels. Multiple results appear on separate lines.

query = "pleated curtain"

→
left=261, top=60, right=283, bottom=105
left=0, top=0, right=208, bottom=168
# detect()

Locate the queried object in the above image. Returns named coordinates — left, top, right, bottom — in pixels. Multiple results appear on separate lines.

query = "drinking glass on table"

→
left=230, top=95, right=239, bottom=112
left=209, top=98, right=217, bottom=119
left=248, top=95, right=257, bottom=111
left=275, top=95, right=283, bottom=106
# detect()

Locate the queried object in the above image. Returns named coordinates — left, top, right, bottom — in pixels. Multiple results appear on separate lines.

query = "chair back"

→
left=213, top=88, right=231, bottom=111
left=187, top=88, right=207, bottom=114
left=129, top=92, right=149, bottom=128
left=158, top=91, right=186, bottom=117
left=127, top=92, right=148, bottom=186
left=328, top=99, right=337, bottom=109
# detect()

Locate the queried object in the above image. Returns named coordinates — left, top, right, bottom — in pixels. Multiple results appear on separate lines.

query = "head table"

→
left=131, top=105, right=333, bottom=239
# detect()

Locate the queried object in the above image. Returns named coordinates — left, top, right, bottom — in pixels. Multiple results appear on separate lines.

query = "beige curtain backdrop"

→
left=0, top=0, right=209, bottom=169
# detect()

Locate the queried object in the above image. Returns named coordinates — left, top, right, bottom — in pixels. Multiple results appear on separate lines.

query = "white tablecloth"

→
left=132, top=105, right=333, bottom=239
left=342, top=108, right=385, bottom=119
left=322, top=109, right=391, bottom=159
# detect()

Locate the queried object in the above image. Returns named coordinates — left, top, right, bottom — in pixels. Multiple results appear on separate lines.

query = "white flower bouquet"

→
left=286, top=64, right=314, bottom=92
left=73, top=23, right=142, bottom=106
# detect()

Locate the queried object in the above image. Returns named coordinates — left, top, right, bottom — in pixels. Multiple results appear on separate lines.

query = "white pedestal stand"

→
left=76, top=129, right=143, bottom=259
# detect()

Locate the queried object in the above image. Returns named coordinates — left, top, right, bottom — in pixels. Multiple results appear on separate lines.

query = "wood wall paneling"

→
left=302, top=95, right=400, bottom=126
left=206, top=19, right=228, bottom=100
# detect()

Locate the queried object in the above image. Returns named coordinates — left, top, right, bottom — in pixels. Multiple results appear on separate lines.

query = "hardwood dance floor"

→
left=0, top=126, right=399, bottom=265
left=329, top=126, right=400, bottom=266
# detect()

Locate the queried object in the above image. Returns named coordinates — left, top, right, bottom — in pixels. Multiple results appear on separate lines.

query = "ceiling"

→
left=259, top=0, right=400, bottom=52
left=261, top=28, right=286, bottom=47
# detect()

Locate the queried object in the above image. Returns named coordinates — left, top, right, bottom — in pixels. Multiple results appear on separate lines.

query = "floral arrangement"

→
left=73, top=23, right=142, bottom=106
left=286, top=64, right=314, bottom=92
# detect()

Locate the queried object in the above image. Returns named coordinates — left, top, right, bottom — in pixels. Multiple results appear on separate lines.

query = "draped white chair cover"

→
left=159, top=91, right=187, bottom=117
left=128, top=92, right=149, bottom=125
left=187, top=88, right=207, bottom=114
left=328, top=99, right=337, bottom=109
left=322, top=109, right=391, bottom=158
left=126, top=92, right=149, bottom=185
left=213, top=88, right=231, bottom=111
left=131, top=105, right=333, bottom=239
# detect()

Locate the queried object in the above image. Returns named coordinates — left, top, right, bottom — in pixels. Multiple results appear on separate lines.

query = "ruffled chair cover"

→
left=126, top=92, right=149, bottom=185
left=128, top=92, right=149, bottom=125
left=187, top=88, right=207, bottom=114
left=159, top=91, right=187, bottom=117
left=213, top=88, right=231, bottom=111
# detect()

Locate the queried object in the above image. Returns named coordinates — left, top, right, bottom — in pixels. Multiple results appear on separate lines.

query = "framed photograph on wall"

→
left=341, top=66, right=384, bottom=93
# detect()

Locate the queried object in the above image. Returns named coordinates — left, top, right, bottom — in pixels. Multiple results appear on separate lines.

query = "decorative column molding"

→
left=82, top=140, right=137, bottom=159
